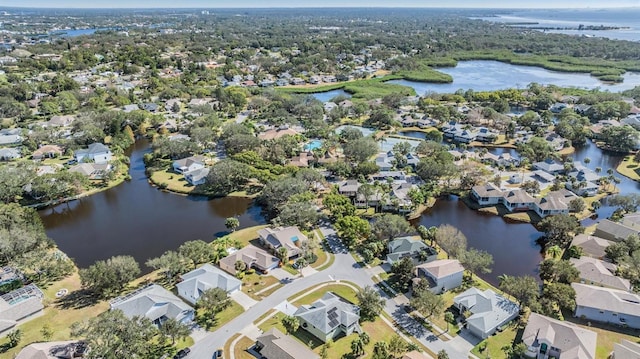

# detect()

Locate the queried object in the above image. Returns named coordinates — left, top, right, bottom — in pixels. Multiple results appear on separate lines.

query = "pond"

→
left=413, top=195, right=544, bottom=287
left=387, top=60, right=640, bottom=94
left=311, top=89, right=351, bottom=102
left=39, top=140, right=266, bottom=271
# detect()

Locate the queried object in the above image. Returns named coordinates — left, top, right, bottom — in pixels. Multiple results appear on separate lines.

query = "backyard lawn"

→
left=566, top=315, right=640, bottom=358
left=290, top=283, right=359, bottom=305
left=241, top=272, right=280, bottom=300
left=617, top=155, right=640, bottom=181
left=198, top=300, right=245, bottom=332
left=228, top=225, right=268, bottom=247
left=150, top=168, right=195, bottom=194
left=471, top=323, right=521, bottom=359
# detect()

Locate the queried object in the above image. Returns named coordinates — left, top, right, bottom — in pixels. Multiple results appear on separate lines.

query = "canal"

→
left=39, top=140, right=266, bottom=271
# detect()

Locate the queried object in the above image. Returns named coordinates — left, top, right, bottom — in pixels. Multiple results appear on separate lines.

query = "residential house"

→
left=386, top=236, right=437, bottom=265
left=522, top=312, right=597, bottom=359
left=141, top=102, right=159, bottom=112
left=123, top=104, right=140, bottom=113
left=165, top=98, right=182, bottom=112
left=532, top=170, right=556, bottom=184
left=621, top=212, right=640, bottom=230
left=533, top=159, right=565, bottom=175
left=594, top=219, right=639, bottom=242
left=453, top=287, right=520, bottom=339
left=184, top=167, right=209, bottom=186
left=15, top=341, right=89, bottom=359
left=294, top=292, right=361, bottom=343
left=572, top=283, right=640, bottom=329
left=288, top=152, right=315, bottom=167
left=176, top=264, right=242, bottom=305
left=481, top=152, right=520, bottom=168
left=172, top=155, right=205, bottom=174
left=612, top=340, right=640, bottom=359
left=47, top=115, right=75, bottom=127
left=69, top=163, right=111, bottom=180
left=219, top=245, right=280, bottom=275
left=0, top=133, right=22, bottom=146
left=255, top=328, right=320, bottom=359
left=75, top=143, right=112, bottom=164
left=471, top=183, right=503, bottom=206
left=370, top=171, right=407, bottom=182
left=570, top=234, right=613, bottom=260
left=0, top=284, right=45, bottom=336
left=383, top=182, right=420, bottom=213
left=502, top=190, right=535, bottom=213
left=566, top=164, right=601, bottom=197
left=258, top=226, right=306, bottom=260
left=476, top=127, right=498, bottom=143
left=337, top=180, right=361, bottom=197
left=0, top=148, right=20, bottom=161
left=534, top=190, right=579, bottom=218
left=109, top=283, right=194, bottom=328
left=570, top=257, right=632, bottom=291
left=258, top=127, right=300, bottom=141
left=413, top=259, right=464, bottom=294
left=32, top=145, right=63, bottom=160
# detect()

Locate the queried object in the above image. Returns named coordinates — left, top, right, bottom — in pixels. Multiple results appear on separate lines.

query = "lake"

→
left=39, top=140, right=266, bottom=271
left=311, top=89, right=351, bottom=102
left=387, top=61, right=640, bottom=94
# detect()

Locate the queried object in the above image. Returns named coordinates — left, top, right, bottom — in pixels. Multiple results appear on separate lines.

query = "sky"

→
left=2, top=0, right=640, bottom=9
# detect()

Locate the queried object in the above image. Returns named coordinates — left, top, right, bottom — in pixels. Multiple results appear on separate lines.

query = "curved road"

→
left=188, top=221, right=475, bottom=359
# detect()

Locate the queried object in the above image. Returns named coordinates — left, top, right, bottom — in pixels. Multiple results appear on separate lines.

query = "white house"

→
left=294, top=292, right=361, bottom=343
left=413, top=259, right=464, bottom=294
left=184, top=167, right=209, bottom=186
left=110, top=283, right=194, bottom=328
left=176, top=264, right=242, bottom=305
left=522, top=312, right=597, bottom=359
left=453, top=287, right=520, bottom=339
left=75, top=143, right=112, bottom=164
left=573, top=283, right=640, bottom=329
left=612, top=340, right=640, bottom=359
left=471, top=183, right=503, bottom=206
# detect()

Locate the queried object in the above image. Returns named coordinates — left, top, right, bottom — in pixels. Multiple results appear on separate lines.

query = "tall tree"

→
left=410, top=288, right=445, bottom=319
left=435, top=224, right=468, bottom=259
left=80, top=255, right=141, bottom=298
left=356, top=286, right=385, bottom=322
left=391, top=257, right=416, bottom=292
left=160, top=318, right=191, bottom=345
left=225, top=217, right=240, bottom=232
left=460, top=248, right=494, bottom=279
left=196, top=288, right=231, bottom=329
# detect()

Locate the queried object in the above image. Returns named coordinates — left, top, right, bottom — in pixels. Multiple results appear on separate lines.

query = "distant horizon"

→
left=2, top=0, right=640, bottom=10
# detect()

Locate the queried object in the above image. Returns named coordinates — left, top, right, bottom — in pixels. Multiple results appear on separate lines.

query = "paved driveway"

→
left=230, top=291, right=258, bottom=310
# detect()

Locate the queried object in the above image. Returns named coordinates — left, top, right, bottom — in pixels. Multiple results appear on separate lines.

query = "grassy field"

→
left=471, top=323, right=521, bottom=359
left=228, top=225, right=268, bottom=247
left=198, top=300, right=245, bottom=332
left=291, top=284, right=358, bottom=306
left=149, top=168, right=195, bottom=194
left=566, top=315, right=640, bottom=358
left=617, top=155, right=640, bottom=182
left=241, top=273, right=281, bottom=300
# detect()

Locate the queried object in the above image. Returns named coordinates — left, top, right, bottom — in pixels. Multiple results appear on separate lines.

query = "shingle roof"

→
left=110, top=284, right=193, bottom=323
left=257, top=328, right=320, bottom=359
left=177, top=264, right=242, bottom=299
left=570, top=234, right=613, bottom=259
left=472, top=183, right=502, bottom=198
left=294, top=292, right=360, bottom=335
left=453, top=287, right=519, bottom=334
left=595, top=220, right=638, bottom=241
left=258, top=226, right=306, bottom=257
left=573, top=283, right=640, bottom=317
left=220, top=245, right=280, bottom=272
left=570, top=257, right=631, bottom=291
left=613, top=340, right=640, bottom=359
left=415, top=259, right=464, bottom=279
left=522, top=313, right=597, bottom=359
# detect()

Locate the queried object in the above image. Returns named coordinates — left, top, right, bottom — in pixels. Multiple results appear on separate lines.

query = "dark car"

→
left=213, top=349, right=223, bottom=358
left=173, top=348, right=191, bottom=359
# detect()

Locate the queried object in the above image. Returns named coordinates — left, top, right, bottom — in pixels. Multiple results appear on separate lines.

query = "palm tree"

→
left=359, top=332, right=371, bottom=345
left=546, top=245, right=562, bottom=260
left=595, top=167, right=602, bottom=174
left=351, top=338, right=364, bottom=356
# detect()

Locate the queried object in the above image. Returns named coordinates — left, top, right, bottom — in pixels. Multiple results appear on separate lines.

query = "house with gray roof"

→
left=502, top=189, right=535, bottom=212
left=471, top=183, right=503, bottom=206
left=453, top=287, right=519, bottom=339
left=294, top=292, right=361, bottom=343
left=184, top=167, right=209, bottom=186
left=413, top=259, right=464, bottom=294
left=594, top=219, right=639, bottom=242
left=0, top=134, right=22, bottom=146
left=612, top=340, right=640, bottom=359
left=533, top=159, right=565, bottom=175
left=622, top=212, right=640, bottom=230
left=47, top=115, right=75, bottom=127
left=337, top=180, right=361, bottom=197
left=386, top=236, right=437, bottom=265
left=0, top=148, right=20, bottom=161
left=255, top=328, right=319, bottom=359
left=69, top=163, right=111, bottom=180
left=109, top=283, right=194, bottom=328
left=522, top=312, right=597, bottom=359
left=75, top=143, right=112, bottom=164
left=219, top=245, right=280, bottom=275
left=572, top=283, right=640, bottom=329
left=0, top=284, right=44, bottom=336
left=258, top=226, right=307, bottom=260
left=533, top=189, right=578, bottom=218
left=172, top=155, right=205, bottom=174
left=570, top=234, right=613, bottom=260
left=570, top=257, right=632, bottom=291
left=177, top=264, right=241, bottom=305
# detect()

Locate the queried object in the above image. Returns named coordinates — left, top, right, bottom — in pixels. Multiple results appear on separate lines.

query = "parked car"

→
left=213, top=348, right=223, bottom=358
left=173, top=348, right=191, bottom=359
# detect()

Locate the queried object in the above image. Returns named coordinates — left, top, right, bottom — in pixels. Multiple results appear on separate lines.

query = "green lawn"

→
left=233, top=336, right=256, bottom=359
left=150, top=168, right=195, bottom=194
left=229, top=225, right=268, bottom=247
left=565, top=315, right=640, bottom=358
left=291, top=284, right=358, bottom=306
left=617, top=155, right=640, bottom=182
left=241, top=273, right=280, bottom=300
left=198, top=300, right=244, bottom=332
left=471, top=323, right=521, bottom=359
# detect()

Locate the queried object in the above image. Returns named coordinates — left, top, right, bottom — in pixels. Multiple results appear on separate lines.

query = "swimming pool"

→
left=8, top=295, right=31, bottom=305
left=304, top=139, right=323, bottom=151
